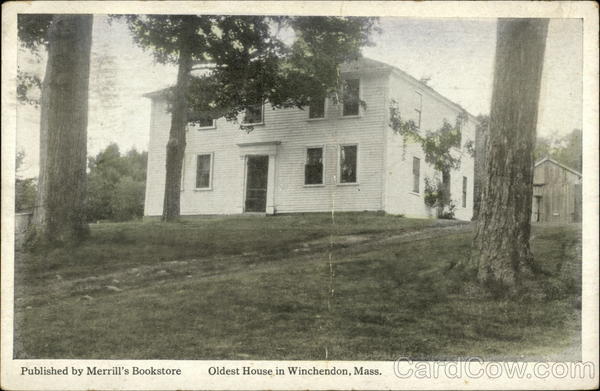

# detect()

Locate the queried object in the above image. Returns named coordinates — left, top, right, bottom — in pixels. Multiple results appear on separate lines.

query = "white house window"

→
left=412, top=157, right=420, bottom=193
left=462, top=176, right=468, bottom=208
left=414, top=91, right=422, bottom=129
left=188, top=111, right=216, bottom=129
left=196, top=154, right=213, bottom=189
left=243, top=103, right=264, bottom=125
left=342, top=79, right=360, bottom=116
left=340, top=145, right=358, bottom=184
left=308, top=97, right=325, bottom=119
left=305, top=147, right=324, bottom=185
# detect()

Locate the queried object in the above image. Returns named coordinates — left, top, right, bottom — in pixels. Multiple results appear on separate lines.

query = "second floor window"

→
left=243, top=103, right=264, bottom=125
left=308, top=97, right=325, bottom=119
left=340, top=145, right=358, bottom=183
left=342, top=79, right=360, bottom=116
left=414, top=91, right=422, bottom=129
left=305, top=147, right=324, bottom=185
left=188, top=112, right=216, bottom=129
left=196, top=154, right=212, bottom=189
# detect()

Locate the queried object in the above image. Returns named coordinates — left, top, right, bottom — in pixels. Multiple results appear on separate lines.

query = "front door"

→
left=245, top=155, right=269, bottom=212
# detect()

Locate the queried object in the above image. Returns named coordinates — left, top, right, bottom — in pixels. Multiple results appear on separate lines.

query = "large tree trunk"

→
left=32, top=15, right=93, bottom=243
left=472, top=117, right=489, bottom=221
left=471, top=19, right=549, bottom=290
left=162, top=20, right=194, bottom=221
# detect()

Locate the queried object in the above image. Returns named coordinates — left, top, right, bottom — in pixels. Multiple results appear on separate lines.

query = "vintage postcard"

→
left=1, top=1, right=598, bottom=390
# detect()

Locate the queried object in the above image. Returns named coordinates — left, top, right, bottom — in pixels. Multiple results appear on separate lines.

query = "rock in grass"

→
left=82, top=295, right=94, bottom=301
left=105, top=285, right=122, bottom=292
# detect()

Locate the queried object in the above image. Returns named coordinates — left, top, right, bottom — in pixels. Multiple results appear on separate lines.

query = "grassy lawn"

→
left=14, top=213, right=581, bottom=360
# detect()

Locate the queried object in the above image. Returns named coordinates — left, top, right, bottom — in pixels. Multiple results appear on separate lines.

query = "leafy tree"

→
left=16, top=179, right=38, bottom=213
left=86, top=144, right=147, bottom=222
left=389, top=100, right=467, bottom=217
left=534, top=128, right=582, bottom=172
left=112, top=176, right=146, bottom=221
left=470, top=19, right=549, bottom=292
left=15, top=151, right=38, bottom=213
left=18, top=14, right=94, bottom=244
left=118, top=15, right=378, bottom=221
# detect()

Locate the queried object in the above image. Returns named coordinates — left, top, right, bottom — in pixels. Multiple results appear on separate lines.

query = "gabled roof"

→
left=342, top=57, right=479, bottom=122
left=142, top=56, right=479, bottom=122
left=535, top=157, right=582, bottom=177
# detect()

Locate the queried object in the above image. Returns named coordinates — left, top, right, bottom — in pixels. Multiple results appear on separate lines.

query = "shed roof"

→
left=535, top=157, right=582, bottom=177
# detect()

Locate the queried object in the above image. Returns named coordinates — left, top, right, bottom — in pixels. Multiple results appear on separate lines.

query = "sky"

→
left=16, top=16, right=582, bottom=178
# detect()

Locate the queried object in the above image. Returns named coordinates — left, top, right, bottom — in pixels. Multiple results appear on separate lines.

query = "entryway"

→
left=244, top=155, right=269, bottom=212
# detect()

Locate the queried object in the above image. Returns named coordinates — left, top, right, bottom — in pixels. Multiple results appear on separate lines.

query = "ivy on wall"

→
left=389, top=100, right=469, bottom=218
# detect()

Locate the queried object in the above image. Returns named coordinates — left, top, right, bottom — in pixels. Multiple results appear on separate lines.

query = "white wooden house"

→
left=143, top=58, right=477, bottom=220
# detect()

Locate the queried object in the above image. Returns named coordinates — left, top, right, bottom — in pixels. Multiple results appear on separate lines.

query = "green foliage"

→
left=439, top=201, right=457, bottom=220
left=16, top=178, right=37, bottom=213
left=423, top=177, right=456, bottom=219
left=86, top=144, right=147, bottom=222
left=16, top=151, right=37, bottom=213
left=535, top=128, right=582, bottom=172
left=420, top=114, right=466, bottom=173
left=389, top=101, right=467, bottom=171
left=423, top=177, right=440, bottom=208
left=17, top=15, right=53, bottom=106
left=389, top=102, right=468, bottom=218
left=388, top=99, right=420, bottom=141
left=111, top=177, right=146, bottom=221
left=17, top=70, right=42, bottom=107
left=17, top=14, right=53, bottom=51
left=464, top=140, right=475, bottom=158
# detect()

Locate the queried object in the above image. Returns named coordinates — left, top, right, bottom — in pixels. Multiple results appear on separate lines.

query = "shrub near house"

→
left=86, top=144, right=147, bottom=222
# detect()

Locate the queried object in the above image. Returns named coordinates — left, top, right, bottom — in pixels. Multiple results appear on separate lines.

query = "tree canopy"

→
left=87, top=144, right=147, bottom=222
left=120, top=15, right=378, bottom=124
left=534, top=128, right=582, bottom=172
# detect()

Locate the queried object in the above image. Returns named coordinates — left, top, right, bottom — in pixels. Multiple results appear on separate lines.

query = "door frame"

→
left=238, top=141, right=280, bottom=214
left=243, top=155, right=269, bottom=213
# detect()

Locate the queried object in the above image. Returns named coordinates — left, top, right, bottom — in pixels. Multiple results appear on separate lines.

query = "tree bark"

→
left=471, top=19, right=549, bottom=290
left=32, top=15, right=93, bottom=243
left=435, top=170, right=452, bottom=218
left=472, top=118, right=489, bottom=221
left=162, top=20, right=194, bottom=221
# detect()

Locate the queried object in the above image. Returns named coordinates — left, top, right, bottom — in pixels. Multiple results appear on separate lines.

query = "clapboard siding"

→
left=144, top=59, right=476, bottom=220
left=145, top=71, right=388, bottom=216
left=532, top=159, right=582, bottom=223
left=384, top=71, right=476, bottom=220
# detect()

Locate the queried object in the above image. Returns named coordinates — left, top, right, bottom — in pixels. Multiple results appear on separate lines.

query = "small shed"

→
left=532, top=157, right=582, bottom=223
